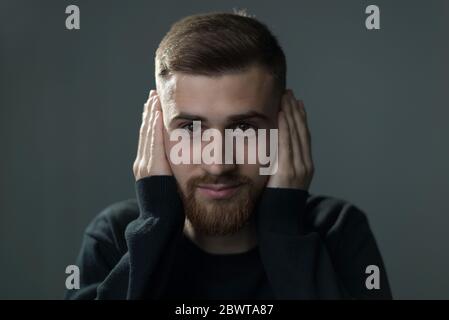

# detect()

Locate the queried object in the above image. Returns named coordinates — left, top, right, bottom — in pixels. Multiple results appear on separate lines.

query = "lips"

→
left=196, top=183, right=242, bottom=200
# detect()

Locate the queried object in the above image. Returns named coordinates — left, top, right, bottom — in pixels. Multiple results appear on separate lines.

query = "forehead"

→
left=161, top=65, right=278, bottom=122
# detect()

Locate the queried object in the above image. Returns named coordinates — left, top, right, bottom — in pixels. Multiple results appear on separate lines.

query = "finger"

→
left=136, top=98, right=153, bottom=161
left=277, top=109, right=291, bottom=175
left=153, top=92, right=162, bottom=112
left=141, top=95, right=158, bottom=164
left=280, top=93, right=294, bottom=165
left=148, top=89, right=157, bottom=100
left=150, top=96, right=165, bottom=157
left=148, top=97, right=170, bottom=174
left=284, top=91, right=304, bottom=174
left=137, top=90, right=157, bottom=158
left=293, top=99, right=313, bottom=172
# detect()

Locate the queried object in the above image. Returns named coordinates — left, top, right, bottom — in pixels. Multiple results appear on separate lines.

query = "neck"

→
left=183, top=217, right=258, bottom=255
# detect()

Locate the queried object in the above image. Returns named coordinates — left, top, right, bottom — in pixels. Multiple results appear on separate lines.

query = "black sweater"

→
left=65, top=176, right=393, bottom=300
left=159, top=233, right=275, bottom=299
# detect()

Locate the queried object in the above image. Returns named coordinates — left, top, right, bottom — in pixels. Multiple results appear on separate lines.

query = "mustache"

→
left=187, top=173, right=253, bottom=188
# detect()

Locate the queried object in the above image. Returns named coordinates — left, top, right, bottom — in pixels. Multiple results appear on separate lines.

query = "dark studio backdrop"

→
left=0, top=0, right=448, bottom=299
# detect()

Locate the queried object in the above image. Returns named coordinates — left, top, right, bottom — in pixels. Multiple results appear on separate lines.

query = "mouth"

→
left=196, top=183, right=243, bottom=200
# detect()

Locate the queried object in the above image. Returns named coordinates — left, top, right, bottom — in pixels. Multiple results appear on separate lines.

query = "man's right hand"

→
left=133, top=90, right=172, bottom=180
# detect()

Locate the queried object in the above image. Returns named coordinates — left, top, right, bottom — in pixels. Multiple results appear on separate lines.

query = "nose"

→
left=201, top=162, right=237, bottom=176
left=199, top=130, right=238, bottom=176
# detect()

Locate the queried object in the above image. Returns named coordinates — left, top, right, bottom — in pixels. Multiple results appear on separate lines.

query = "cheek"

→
left=171, top=164, right=190, bottom=191
left=164, top=128, right=196, bottom=165
left=163, top=134, right=175, bottom=164
left=163, top=132, right=198, bottom=190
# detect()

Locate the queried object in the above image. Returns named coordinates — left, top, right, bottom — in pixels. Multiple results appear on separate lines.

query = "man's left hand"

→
left=267, top=89, right=314, bottom=190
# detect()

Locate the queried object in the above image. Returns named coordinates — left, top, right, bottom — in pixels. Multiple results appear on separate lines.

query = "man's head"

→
left=154, top=11, right=286, bottom=236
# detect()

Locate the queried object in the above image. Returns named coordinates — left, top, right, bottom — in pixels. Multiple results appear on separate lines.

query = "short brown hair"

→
left=155, top=11, right=286, bottom=96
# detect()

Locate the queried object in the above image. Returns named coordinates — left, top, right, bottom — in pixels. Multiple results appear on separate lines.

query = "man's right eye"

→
left=180, top=122, right=194, bottom=132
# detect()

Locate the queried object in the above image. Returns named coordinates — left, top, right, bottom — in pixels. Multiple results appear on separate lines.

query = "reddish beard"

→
left=178, top=173, right=258, bottom=236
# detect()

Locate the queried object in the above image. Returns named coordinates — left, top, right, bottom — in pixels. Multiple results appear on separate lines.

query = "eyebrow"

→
left=170, top=110, right=270, bottom=124
left=171, top=113, right=207, bottom=122
left=227, top=111, right=270, bottom=122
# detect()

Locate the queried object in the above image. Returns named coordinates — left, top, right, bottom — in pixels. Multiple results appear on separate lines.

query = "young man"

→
left=66, top=12, right=392, bottom=300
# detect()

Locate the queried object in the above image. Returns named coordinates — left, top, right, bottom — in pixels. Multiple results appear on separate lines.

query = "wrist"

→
left=135, top=175, right=184, bottom=222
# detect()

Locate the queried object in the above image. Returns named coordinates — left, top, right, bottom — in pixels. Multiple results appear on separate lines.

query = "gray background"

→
left=1, top=0, right=448, bottom=299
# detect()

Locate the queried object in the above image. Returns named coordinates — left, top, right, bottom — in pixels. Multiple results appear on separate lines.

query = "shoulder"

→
left=304, top=193, right=392, bottom=299
left=304, top=193, right=371, bottom=244
left=84, top=198, right=140, bottom=254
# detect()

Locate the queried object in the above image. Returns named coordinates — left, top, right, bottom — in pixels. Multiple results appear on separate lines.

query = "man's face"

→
left=159, top=64, right=279, bottom=235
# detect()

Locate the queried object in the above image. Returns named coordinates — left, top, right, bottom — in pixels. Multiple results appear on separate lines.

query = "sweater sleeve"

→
left=64, top=175, right=184, bottom=300
left=255, top=187, right=393, bottom=300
